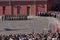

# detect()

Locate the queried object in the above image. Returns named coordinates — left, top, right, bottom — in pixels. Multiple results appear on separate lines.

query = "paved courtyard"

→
left=0, top=16, right=59, bottom=34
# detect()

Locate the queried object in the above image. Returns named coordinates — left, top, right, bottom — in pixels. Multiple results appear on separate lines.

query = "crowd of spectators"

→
left=0, top=31, right=60, bottom=40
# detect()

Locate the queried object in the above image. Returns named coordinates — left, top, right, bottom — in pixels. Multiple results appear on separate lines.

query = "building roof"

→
left=0, top=0, right=47, bottom=1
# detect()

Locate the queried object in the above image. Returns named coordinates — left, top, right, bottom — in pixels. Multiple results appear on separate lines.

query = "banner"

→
left=54, top=23, right=59, bottom=33
left=48, top=22, right=51, bottom=32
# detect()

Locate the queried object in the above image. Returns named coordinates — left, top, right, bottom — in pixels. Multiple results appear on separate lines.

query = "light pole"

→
left=9, top=0, right=13, bottom=15
left=9, top=0, right=11, bottom=7
left=32, top=0, right=36, bottom=34
left=9, top=0, right=11, bottom=15
left=34, top=0, right=36, bottom=16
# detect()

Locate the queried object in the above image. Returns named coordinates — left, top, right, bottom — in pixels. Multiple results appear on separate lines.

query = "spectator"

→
left=0, top=31, right=60, bottom=40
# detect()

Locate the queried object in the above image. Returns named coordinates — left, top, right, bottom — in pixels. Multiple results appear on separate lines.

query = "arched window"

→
left=3, top=5, right=6, bottom=14
left=11, top=4, right=13, bottom=15
left=17, top=5, right=20, bottom=15
left=27, top=5, right=30, bottom=16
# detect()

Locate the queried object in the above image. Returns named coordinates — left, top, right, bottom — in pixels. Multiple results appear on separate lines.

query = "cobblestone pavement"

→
left=0, top=17, right=58, bottom=34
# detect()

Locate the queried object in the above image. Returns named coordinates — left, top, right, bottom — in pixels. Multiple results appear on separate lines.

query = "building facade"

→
left=0, top=0, right=47, bottom=16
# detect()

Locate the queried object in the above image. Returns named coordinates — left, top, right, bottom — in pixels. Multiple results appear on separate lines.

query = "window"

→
left=11, top=5, right=13, bottom=15
left=27, top=6, right=30, bottom=16
left=17, top=5, right=20, bottom=14
left=3, top=5, right=6, bottom=14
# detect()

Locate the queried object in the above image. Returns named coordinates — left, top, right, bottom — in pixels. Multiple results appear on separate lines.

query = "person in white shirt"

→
left=9, top=38, right=13, bottom=40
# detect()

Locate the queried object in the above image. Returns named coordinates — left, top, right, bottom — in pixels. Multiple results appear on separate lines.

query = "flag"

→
left=54, top=23, right=59, bottom=33
left=48, top=22, right=51, bottom=32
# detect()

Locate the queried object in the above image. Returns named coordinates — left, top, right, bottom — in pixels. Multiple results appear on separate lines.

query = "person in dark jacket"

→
left=0, top=34, right=2, bottom=40
left=57, top=33, right=60, bottom=40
